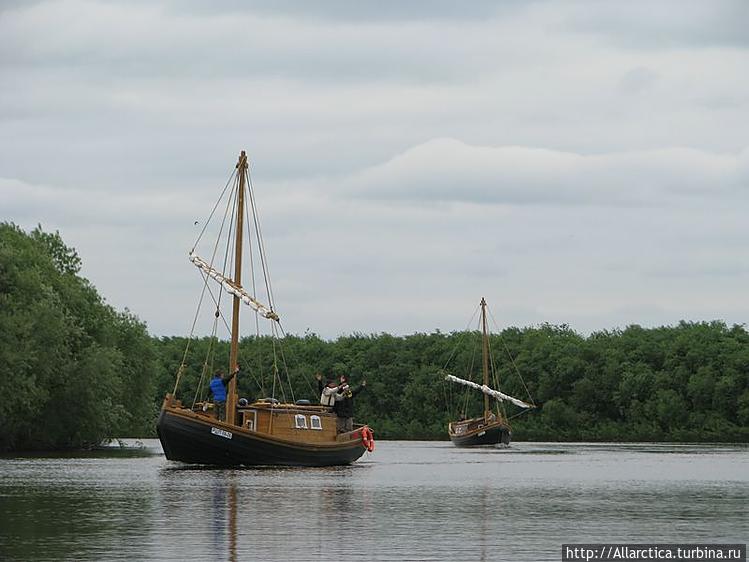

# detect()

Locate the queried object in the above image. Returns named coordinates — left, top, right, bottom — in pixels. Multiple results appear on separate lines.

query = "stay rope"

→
left=173, top=169, right=238, bottom=397
left=191, top=310, right=221, bottom=408
left=174, top=155, right=311, bottom=409
left=439, top=303, right=481, bottom=421
left=487, top=307, right=536, bottom=407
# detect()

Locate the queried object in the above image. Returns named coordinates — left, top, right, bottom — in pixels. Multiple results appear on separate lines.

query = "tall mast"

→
left=481, top=297, right=490, bottom=421
left=227, top=150, right=247, bottom=426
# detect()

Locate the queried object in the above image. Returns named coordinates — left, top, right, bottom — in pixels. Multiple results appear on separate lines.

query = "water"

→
left=1, top=441, right=746, bottom=561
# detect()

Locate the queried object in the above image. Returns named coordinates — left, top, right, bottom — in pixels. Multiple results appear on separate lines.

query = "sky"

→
left=2, top=0, right=748, bottom=339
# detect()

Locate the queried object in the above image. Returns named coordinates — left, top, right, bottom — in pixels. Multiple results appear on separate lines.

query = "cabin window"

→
left=294, top=414, right=308, bottom=429
left=310, top=415, right=322, bottom=430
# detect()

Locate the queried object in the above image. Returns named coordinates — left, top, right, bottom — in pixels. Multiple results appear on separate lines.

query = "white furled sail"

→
left=189, top=252, right=279, bottom=321
left=445, top=374, right=534, bottom=409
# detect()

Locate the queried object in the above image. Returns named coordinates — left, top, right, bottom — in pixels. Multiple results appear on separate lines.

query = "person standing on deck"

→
left=315, top=373, right=341, bottom=407
left=209, top=365, right=239, bottom=421
left=333, top=374, right=366, bottom=434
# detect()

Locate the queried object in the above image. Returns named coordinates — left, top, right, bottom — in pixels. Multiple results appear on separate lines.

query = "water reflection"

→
left=321, top=484, right=355, bottom=516
left=0, top=458, right=155, bottom=561
left=0, top=442, right=746, bottom=561
left=208, top=473, right=238, bottom=562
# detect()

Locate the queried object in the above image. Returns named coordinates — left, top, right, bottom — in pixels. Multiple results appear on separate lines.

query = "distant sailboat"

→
left=445, top=298, right=535, bottom=447
left=157, top=151, right=374, bottom=466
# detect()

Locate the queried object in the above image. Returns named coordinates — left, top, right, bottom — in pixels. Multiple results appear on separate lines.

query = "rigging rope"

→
left=440, top=300, right=538, bottom=419
left=175, top=154, right=299, bottom=409
left=243, top=180, right=266, bottom=396
left=173, top=169, right=238, bottom=396
left=487, top=307, right=536, bottom=407
left=270, top=323, right=290, bottom=404
left=247, top=167, right=276, bottom=313
left=191, top=167, right=237, bottom=253
left=172, top=259, right=214, bottom=396
left=192, top=310, right=220, bottom=409
left=485, top=333, right=509, bottom=420
left=439, top=303, right=481, bottom=420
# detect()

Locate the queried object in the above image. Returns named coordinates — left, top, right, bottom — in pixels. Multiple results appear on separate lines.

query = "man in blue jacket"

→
left=209, top=365, right=239, bottom=421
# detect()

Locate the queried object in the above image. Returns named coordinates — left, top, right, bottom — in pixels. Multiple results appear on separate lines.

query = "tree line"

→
left=2, top=224, right=747, bottom=450
left=0, top=224, right=155, bottom=450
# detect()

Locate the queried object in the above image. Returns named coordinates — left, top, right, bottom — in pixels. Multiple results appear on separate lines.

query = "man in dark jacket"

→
left=333, top=374, right=366, bottom=433
left=209, top=365, right=239, bottom=421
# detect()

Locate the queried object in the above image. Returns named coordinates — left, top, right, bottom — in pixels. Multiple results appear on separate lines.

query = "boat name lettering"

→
left=211, top=427, right=233, bottom=439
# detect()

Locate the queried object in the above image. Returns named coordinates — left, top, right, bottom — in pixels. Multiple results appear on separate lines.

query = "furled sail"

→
left=445, top=374, right=534, bottom=409
left=189, top=252, right=279, bottom=321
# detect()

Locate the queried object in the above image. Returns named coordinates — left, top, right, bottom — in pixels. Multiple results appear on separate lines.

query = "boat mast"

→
left=227, top=150, right=247, bottom=426
left=481, top=297, right=490, bottom=421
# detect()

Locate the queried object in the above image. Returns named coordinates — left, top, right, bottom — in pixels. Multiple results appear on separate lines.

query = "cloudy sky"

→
left=2, top=0, right=748, bottom=339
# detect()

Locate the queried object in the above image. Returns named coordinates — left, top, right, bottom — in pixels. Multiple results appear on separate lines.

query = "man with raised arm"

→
left=209, top=365, right=239, bottom=421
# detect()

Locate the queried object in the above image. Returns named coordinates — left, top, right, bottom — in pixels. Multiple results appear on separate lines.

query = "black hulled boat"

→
left=156, top=151, right=374, bottom=466
left=445, top=298, right=535, bottom=447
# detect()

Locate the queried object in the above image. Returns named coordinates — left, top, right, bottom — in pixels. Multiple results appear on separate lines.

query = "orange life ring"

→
left=361, top=426, right=375, bottom=452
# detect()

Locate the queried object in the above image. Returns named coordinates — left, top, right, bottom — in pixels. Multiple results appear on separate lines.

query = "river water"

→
left=0, top=441, right=746, bottom=561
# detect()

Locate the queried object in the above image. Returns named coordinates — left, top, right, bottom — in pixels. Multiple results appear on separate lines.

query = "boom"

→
left=445, top=374, right=534, bottom=409
left=189, top=252, right=279, bottom=321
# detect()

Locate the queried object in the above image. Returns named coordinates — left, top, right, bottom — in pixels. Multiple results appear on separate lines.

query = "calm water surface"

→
left=0, top=441, right=747, bottom=561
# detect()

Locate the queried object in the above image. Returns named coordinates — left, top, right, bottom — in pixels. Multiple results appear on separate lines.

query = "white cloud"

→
left=346, top=138, right=748, bottom=205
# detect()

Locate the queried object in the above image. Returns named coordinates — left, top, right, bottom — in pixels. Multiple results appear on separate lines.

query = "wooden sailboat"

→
left=156, top=151, right=374, bottom=466
left=446, top=298, right=535, bottom=447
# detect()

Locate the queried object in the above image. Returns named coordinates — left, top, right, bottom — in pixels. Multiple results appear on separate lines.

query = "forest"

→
left=1, top=223, right=748, bottom=450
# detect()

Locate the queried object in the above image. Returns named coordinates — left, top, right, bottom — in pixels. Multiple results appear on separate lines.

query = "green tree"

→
left=0, top=223, right=156, bottom=450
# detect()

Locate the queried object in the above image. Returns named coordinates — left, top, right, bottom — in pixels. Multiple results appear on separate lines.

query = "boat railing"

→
left=336, top=424, right=370, bottom=442
left=247, top=401, right=335, bottom=413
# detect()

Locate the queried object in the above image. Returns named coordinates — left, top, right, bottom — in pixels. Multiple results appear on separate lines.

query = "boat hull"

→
left=157, top=409, right=367, bottom=467
left=448, top=419, right=511, bottom=447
